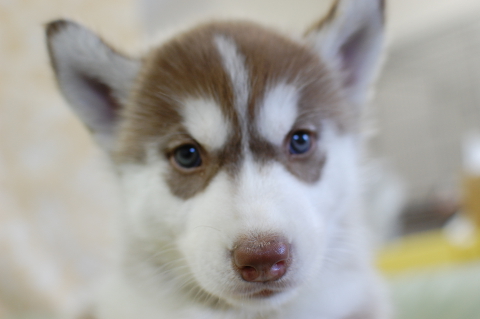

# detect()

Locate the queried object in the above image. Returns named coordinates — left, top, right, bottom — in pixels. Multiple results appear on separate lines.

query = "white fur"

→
left=213, top=35, right=250, bottom=148
left=182, top=98, right=231, bottom=150
left=213, top=35, right=249, bottom=113
left=257, top=83, right=299, bottom=145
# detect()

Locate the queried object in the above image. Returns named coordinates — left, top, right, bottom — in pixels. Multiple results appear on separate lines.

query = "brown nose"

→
left=233, top=235, right=290, bottom=282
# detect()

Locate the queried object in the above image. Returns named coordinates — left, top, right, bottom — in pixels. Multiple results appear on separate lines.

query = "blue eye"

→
left=289, top=131, right=312, bottom=155
left=173, top=145, right=202, bottom=169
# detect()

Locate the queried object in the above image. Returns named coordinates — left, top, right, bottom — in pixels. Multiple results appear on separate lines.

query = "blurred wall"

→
left=372, top=16, right=480, bottom=202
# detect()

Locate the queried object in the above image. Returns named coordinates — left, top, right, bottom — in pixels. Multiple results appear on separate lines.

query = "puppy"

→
left=46, top=0, right=389, bottom=318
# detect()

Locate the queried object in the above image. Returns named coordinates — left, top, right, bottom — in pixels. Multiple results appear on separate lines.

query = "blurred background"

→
left=1, top=0, right=480, bottom=318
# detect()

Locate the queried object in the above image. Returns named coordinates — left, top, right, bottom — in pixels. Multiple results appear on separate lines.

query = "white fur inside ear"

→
left=306, top=0, right=384, bottom=106
left=47, top=21, right=141, bottom=150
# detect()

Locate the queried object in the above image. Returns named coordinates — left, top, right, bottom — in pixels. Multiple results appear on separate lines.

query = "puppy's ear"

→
left=305, top=0, right=385, bottom=106
left=46, top=20, right=141, bottom=151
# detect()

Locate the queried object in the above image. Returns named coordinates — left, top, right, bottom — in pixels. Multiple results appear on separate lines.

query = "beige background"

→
left=0, top=1, right=141, bottom=317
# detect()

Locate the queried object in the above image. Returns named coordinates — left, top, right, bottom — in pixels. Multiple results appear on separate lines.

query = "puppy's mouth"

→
left=249, top=289, right=277, bottom=298
left=237, top=282, right=291, bottom=299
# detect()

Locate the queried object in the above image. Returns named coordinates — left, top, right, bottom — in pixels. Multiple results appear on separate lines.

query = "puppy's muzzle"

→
left=233, top=235, right=290, bottom=282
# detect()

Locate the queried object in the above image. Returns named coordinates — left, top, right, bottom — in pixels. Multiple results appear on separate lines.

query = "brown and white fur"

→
left=46, top=0, right=389, bottom=318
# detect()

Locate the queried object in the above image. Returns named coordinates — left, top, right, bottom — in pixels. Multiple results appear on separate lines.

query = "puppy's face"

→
left=46, top=0, right=384, bottom=310
left=114, top=22, right=359, bottom=307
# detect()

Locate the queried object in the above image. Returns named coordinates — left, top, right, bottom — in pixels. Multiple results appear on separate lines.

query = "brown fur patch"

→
left=114, top=22, right=243, bottom=198
left=222, top=22, right=349, bottom=182
left=114, top=21, right=353, bottom=198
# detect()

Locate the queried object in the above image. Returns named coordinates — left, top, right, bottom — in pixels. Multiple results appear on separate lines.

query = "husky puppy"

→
left=46, top=0, right=388, bottom=318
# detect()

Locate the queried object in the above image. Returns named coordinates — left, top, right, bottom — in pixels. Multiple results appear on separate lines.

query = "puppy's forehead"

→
left=116, top=21, right=349, bottom=164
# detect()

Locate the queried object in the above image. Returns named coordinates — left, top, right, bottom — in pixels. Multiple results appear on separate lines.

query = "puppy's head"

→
left=46, top=0, right=384, bottom=310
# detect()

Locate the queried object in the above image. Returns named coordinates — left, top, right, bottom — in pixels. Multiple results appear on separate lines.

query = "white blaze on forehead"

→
left=258, top=83, right=299, bottom=145
left=182, top=98, right=230, bottom=150
left=213, top=35, right=249, bottom=125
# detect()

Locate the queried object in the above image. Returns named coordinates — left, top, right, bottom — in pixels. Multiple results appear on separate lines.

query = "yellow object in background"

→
left=379, top=135, right=480, bottom=275
left=377, top=227, right=480, bottom=275
left=462, top=132, right=480, bottom=227
left=463, top=175, right=480, bottom=228
left=379, top=165, right=480, bottom=274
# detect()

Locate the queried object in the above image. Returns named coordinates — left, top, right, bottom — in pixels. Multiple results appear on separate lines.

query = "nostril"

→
left=271, top=261, right=285, bottom=272
left=240, top=266, right=260, bottom=282
left=268, top=261, right=287, bottom=280
left=233, top=234, right=290, bottom=282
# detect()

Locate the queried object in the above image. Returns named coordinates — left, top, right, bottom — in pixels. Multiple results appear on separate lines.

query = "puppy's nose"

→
left=233, top=235, right=290, bottom=282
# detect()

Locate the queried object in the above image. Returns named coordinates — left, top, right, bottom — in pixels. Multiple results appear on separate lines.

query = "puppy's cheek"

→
left=118, top=162, right=189, bottom=240
left=283, top=189, right=328, bottom=280
left=177, top=216, right=235, bottom=301
left=175, top=173, right=238, bottom=293
left=180, top=237, right=231, bottom=295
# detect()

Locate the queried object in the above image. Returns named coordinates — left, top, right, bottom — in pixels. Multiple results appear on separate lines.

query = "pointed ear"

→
left=305, top=0, right=385, bottom=106
left=46, top=20, right=141, bottom=151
